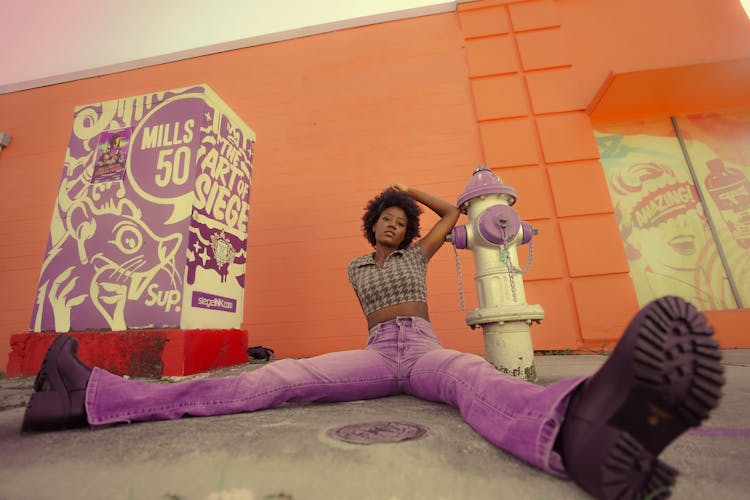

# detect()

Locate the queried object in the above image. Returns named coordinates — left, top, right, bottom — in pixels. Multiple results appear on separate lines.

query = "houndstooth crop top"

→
left=347, top=244, right=428, bottom=315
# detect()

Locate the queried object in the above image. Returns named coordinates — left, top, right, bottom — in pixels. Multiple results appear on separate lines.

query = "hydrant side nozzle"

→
left=520, top=221, right=538, bottom=245
left=449, top=225, right=468, bottom=249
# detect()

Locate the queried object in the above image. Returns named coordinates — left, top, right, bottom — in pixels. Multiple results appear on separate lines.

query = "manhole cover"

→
left=327, top=421, right=428, bottom=445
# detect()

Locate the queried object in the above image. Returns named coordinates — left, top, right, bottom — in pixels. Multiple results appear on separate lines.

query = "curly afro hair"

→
left=362, top=188, right=422, bottom=249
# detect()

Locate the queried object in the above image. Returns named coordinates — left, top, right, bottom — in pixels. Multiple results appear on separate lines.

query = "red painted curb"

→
left=7, top=329, right=248, bottom=378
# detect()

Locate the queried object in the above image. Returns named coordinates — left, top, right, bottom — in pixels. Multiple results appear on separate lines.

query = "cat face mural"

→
left=83, top=198, right=182, bottom=331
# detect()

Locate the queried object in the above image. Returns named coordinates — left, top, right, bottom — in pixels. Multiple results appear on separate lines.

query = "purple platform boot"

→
left=560, top=296, right=725, bottom=499
left=22, top=334, right=92, bottom=431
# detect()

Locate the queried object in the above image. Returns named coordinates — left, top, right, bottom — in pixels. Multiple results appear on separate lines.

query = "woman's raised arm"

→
left=390, top=183, right=460, bottom=260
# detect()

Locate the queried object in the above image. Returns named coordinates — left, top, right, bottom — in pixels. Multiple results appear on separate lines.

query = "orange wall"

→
left=558, top=0, right=750, bottom=102
left=2, top=0, right=749, bottom=371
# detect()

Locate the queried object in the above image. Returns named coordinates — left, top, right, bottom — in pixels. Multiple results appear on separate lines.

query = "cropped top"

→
left=347, top=244, right=428, bottom=316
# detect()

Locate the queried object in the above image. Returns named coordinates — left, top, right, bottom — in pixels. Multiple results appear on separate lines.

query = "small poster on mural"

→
left=91, top=127, right=132, bottom=183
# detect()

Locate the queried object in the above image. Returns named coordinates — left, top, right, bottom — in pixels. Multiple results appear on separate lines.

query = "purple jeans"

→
left=85, top=317, right=586, bottom=476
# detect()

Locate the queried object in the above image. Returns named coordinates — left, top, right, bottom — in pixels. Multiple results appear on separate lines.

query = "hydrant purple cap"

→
left=457, top=166, right=517, bottom=208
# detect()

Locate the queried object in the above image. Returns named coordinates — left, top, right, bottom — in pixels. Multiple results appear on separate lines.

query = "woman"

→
left=23, top=184, right=724, bottom=500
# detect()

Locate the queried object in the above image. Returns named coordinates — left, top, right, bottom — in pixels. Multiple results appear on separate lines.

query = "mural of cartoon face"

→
left=626, top=208, right=709, bottom=273
left=39, top=196, right=183, bottom=332
left=612, top=163, right=707, bottom=268
left=596, top=114, right=750, bottom=310
left=606, top=160, right=734, bottom=308
left=85, top=200, right=182, bottom=331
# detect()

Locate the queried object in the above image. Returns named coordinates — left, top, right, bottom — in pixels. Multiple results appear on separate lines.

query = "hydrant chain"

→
left=451, top=243, right=466, bottom=312
left=503, top=242, right=518, bottom=303
left=510, top=238, right=535, bottom=275
left=505, top=238, right=534, bottom=303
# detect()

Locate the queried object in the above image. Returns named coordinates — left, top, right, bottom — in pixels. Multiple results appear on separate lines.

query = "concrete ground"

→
left=1, top=351, right=748, bottom=500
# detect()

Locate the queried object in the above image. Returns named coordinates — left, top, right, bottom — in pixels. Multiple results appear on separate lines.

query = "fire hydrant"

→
left=449, top=166, right=544, bottom=381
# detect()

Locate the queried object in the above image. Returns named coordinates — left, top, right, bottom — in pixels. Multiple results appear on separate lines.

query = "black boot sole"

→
left=564, top=296, right=725, bottom=499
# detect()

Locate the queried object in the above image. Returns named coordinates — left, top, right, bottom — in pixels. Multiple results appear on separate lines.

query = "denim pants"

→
left=85, top=317, right=586, bottom=477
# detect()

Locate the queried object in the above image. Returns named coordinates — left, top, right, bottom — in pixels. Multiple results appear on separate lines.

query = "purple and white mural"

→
left=30, top=85, right=255, bottom=332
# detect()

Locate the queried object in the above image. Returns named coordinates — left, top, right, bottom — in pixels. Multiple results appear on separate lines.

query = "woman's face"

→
left=373, top=206, right=407, bottom=248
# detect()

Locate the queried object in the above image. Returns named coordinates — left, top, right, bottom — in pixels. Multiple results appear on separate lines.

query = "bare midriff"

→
left=366, top=301, right=430, bottom=330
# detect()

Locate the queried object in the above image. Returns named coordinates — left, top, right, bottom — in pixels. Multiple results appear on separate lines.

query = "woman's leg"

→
left=404, top=345, right=584, bottom=477
left=388, top=315, right=580, bottom=475
left=86, top=348, right=400, bottom=426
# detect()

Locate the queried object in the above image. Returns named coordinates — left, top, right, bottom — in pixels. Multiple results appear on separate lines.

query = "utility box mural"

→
left=30, top=85, right=255, bottom=333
